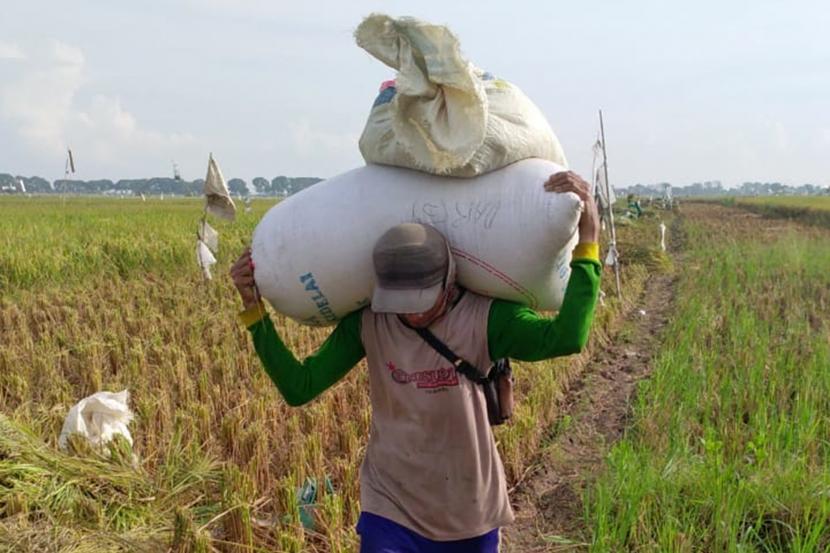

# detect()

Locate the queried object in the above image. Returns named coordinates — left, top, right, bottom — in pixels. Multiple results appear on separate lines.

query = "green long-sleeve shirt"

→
left=242, top=249, right=601, bottom=407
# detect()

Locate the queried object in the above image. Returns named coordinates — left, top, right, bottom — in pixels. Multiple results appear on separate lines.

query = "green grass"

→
left=0, top=196, right=273, bottom=293
left=586, top=207, right=830, bottom=552
left=715, top=196, right=830, bottom=230
left=737, top=196, right=830, bottom=211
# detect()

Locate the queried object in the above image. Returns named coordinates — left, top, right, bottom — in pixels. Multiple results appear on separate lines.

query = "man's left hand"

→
left=544, top=171, right=600, bottom=244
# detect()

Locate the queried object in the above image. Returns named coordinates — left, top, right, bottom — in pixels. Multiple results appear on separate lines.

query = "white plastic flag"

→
left=605, top=244, right=618, bottom=267
left=59, top=390, right=134, bottom=450
left=204, top=155, right=236, bottom=221
left=662, top=182, right=673, bottom=205
left=198, top=220, right=219, bottom=253
left=196, top=239, right=217, bottom=280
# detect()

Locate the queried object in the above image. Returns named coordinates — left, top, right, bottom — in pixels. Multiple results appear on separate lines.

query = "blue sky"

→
left=1, top=0, right=828, bottom=187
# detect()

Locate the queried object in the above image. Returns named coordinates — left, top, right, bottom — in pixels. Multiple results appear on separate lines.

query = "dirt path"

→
left=502, top=269, right=677, bottom=552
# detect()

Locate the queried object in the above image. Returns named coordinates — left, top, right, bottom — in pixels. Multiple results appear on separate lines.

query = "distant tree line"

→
left=5, top=172, right=826, bottom=198
left=0, top=173, right=323, bottom=197
left=618, top=180, right=829, bottom=198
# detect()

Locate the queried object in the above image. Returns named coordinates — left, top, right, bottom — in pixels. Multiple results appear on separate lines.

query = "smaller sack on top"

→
left=355, top=13, right=567, bottom=177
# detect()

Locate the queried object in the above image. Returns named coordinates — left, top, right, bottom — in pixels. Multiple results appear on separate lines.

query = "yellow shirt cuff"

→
left=573, top=242, right=599, bottom=262
left=238, top=301, right=267, bottom=327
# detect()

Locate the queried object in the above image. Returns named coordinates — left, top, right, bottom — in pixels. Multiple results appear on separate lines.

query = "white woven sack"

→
left=59, top=390, right=133, bottom=450
left=355, top=13, right=567, bottom=177
left=251, top=159, right=581, bottom=326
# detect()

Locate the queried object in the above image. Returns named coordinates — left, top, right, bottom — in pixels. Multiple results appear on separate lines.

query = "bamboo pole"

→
left=599, top=109, right=622, bottom=300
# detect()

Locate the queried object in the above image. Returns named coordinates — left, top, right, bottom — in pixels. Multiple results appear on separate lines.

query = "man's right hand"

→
left=230, top=248, right=260, bottom=309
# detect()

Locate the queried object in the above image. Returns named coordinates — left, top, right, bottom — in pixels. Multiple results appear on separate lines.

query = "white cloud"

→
left=52, top=41, right=84, bottom=66
left=0, top=40, right=198, bottom=175
left=287, top=119, right=362, bottom=176
left=71, top=95, right=196, bottom=164
left=0, top=42, right=26, bottom=60
left=766, top=120, right=790, bottom=152
left=1, top=41, right=84, bottom=156
left=290, top=119, right=358, bottom=157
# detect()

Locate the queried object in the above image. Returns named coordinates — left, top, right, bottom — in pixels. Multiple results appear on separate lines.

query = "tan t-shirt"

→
left=359, top=291, right=514, bottom=540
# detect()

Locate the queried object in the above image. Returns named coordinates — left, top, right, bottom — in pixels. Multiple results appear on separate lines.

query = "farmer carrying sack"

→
left=355, top=14, right=567, bottom=177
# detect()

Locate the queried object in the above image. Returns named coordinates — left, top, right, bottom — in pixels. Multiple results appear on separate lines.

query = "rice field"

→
left=0, top=196, right=263, bottom=292
left=5, top=194, right=826, bottom=552
left=721, top=196, right=830, bottom=229
left=586, top=203, right=830, bottom=551
left=736, top=196, right=830, bottom=211
left=0, top=195, right=661, bottom=552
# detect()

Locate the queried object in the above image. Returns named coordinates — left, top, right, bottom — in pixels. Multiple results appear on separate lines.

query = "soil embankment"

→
left=504, top=253, right=678, bottom=551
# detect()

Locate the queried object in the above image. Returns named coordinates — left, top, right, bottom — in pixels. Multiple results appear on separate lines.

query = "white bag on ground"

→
left=251, top=159, right=580, bottom=326
left=355, top=13, right=567, bottom=177
left=59, top=390, right=134, bottom=450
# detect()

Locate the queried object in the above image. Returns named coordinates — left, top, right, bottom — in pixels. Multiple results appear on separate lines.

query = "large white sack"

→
left=59, top=390, right=133, bottom=450
left=251, top=159, right=581, bottom=326
left=355, top=14, right=567, bottom=177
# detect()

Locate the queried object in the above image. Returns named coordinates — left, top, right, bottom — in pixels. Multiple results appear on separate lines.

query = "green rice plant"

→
left=0, top=197, right=272, bottom=294
left=713, top=196, right=830, bottom=230
left=586, top=204, right=830, bottom=552
left=737, top=196, right=830, bottom=211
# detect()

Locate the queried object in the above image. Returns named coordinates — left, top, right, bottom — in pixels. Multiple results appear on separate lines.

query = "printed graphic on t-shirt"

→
left=385, top=361, right=459, bottom=389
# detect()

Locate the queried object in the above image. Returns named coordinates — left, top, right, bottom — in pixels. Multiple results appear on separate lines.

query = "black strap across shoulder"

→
left=413, top=327, right=490, bottom=385
left=408, top=320, right=514, bottom=427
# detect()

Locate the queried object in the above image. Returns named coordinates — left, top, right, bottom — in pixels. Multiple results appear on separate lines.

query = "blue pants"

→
left=357, top=512, right=499, bottom=553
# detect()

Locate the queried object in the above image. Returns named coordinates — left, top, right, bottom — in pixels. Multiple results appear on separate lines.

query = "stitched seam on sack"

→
left=450, top=247, right=539, bottom=308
